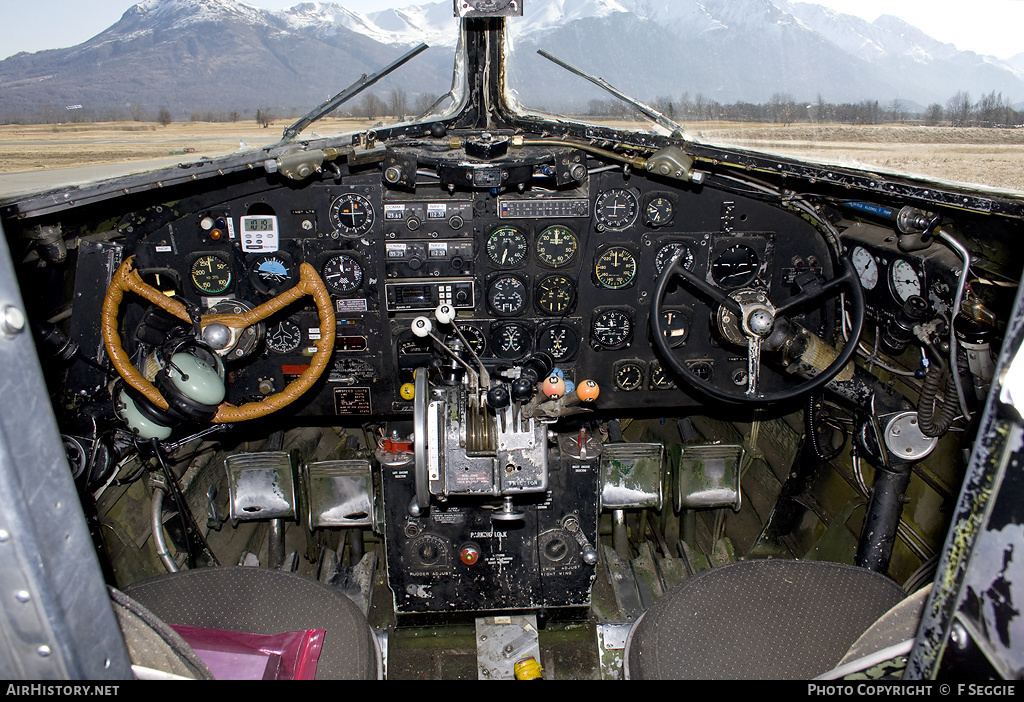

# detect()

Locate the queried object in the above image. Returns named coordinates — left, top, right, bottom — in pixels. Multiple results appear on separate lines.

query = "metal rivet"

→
left=0, top=529, right=9, bottom=542
left=15, top=590, right=29, bottom=602
left=37, top=645, right=51, bottom=657
left=1, top=305, right=26, bottom=336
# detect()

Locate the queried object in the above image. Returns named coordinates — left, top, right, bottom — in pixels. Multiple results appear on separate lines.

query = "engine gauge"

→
left=595, top=189, right=638, bottom=230
left=329, top=193, right=375, bottom=235
left=594, top=246, right=638, bottom=289
left=538, top=324, right=579, bottom=362
left=850, top=246, right=879, bottom=290
left=591, top=309, right=633, bottom=349
left=645, top=196, right=674, bottom=227
left=656, top=308, right=689, bottom=347
left=536, top=275, right=577, bottom=315
left=321, top=254, right=364, bottom=294
left=711, top=244, right=759, bottom=288
left=190, top=253, right=232, bottom=295
left=889, top=260, right=922, bottom=301
left=655, top=243, right=695, bottom=273
left=536, top=225, right=579, bottom=268
left=266, top=320, right=302, bottom=354
left=250, top=253, right=294, bottom=295
left=487, top=275, right=528, bottom=316
left=649, top=362, right=675, bottom=390
left=486, top=225, right=528, bottom=268
left=614, top=362, right=645, bottom=391
left=445, top=324, right=486, bottom=355
left=492, top=323, right=531, bottom=359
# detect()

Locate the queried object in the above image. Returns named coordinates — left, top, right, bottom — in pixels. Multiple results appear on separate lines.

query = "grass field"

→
left=1, top=119, right=1022, bottom=194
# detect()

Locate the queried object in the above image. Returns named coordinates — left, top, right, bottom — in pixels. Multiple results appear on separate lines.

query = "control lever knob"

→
left=487, top=384, right=510, bottom=409
left=411, top=316, right=432, bottom=338
left=511, top=377, right=534, bottom=402
left=521, top=352, right=554, bottom=384
left=435, top=304, right=456, bottom=325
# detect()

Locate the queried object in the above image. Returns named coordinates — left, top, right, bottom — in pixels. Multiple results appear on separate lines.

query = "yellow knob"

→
left=400, top=382, right=416, bottom=401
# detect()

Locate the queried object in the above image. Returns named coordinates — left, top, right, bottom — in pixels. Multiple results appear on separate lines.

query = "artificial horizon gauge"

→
left=595, top=189, right=639, bottom=229
left=486, top=225, right=529, bottom=268
left=266, top=320, right=302, bottom=354
left=889, top=259, right=923, bottom=301
left=535, top=225, right=579, bottom=268
left=536, top=274, right=577, bottom=315
left=655, top=243, right=695, bottom=273
left=645, top=196, right=674, bottom=227
left=329, top=193, right=375, bottom=235
left=591, top=309, right=633, bottom=349
left=321, top=253, right=364, bottom=294
left=250, top=253, right=294, bottom=295
left=492, top=322, right=530, bottom=359
left=614, top=361, right=645, bottom=391
left=487, top=275, right=529, bottom=316
left=850, top=246, right=879, bottom=290
left=594, top=246, right=638, bottom=289
left=538, top=324, right=579, bottom=362
left=190, top=253, right=232, bottom=295
left=711, top=244, right=759, bottom=288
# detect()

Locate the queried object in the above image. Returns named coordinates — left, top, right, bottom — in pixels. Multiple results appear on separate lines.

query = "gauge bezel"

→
left=265, top=319, right=303, bottom=354
left=535, top=225, right=580, bottom=268
left=486, top=273, right=529, bottom=317
left=320, top=253, right=365, bottom=295
left=850, top=245, right=879, bottom=291
left=888, top=259, right=923, bottom=302
left=329, top=192, right=375, bottom=235
left=655, top=241, right=697, bottom=274
left=485, top=224, right=529, bottom=269
left=655, top=307, right=690, bottom=348
left=711, top=243, right=760, bottom=289
left=189, top=252, right=233, bottom=295
left=591, top=308, right=634, bottom=350
left=643, top=193, right=676, bottom=228
left=491, top=322, right=532, bottom=360
left=537, top=323, right=580, bottom=362
left=535, top=274, right=577, bottom=315
left=593, top=245, right=639, bottom=290
left=595, top=188, right=639, bottom=230
left=614, top=361, right=645, bottom=391
left=249, top=252, right=295, bottom=296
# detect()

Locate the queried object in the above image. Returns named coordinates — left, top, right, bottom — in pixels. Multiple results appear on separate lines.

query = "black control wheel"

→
left=651, top=252, right=865, bottom=405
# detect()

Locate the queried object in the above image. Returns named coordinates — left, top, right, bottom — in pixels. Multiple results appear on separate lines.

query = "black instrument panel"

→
left=118, top=149, right=850, bottom=417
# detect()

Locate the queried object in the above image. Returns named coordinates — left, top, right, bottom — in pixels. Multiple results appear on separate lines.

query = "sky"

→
left=1, top=0, right=1023, bottom=61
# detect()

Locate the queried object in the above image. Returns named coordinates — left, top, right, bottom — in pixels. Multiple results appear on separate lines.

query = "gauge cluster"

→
left=105, top=143, right=871, bottom=416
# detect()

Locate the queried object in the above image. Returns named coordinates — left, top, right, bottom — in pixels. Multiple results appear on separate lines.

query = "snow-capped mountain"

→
left=1, top=0, right=1022, bottom=120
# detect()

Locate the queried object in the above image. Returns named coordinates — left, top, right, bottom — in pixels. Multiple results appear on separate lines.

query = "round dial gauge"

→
left=645, top=196, right=674, bottom=227
left=445, top=325, right=486, bottom=355
left=711, top=244, right=759, bottom=288
left=650, top=363, right=675, bottom=390
left=889, top=260, right=922, bottom=301
left=655, top=243, right=695, bottom=273
left=851, top=246, right=879, bottom=290
left=615, top=362, right=645, bottom=391
left=591, top=309, right=633, bottom=349
left=536, top=275, right=577, bottom=315
left=250, top=254, right=294, bottom=295
left=492, top=323, right=530, bottom=359
left=329, top=193, right=374, bottom=235
left=190, top=254, right=232, bottom=295
left=266, top=320, right=302, bottom=354
left=321, top=254, right=364, bottom=294
left=594, top=246, right=638, bottom=289
left=487, top=275, right=528, bottom=316
left=657, top=308, right=689, bottom=347
left=595, top=189, right=638, bottom=229
left=538, top=324, right=579, bottom=362
left=486, top=226, right=528, bottom=268
left=536, top=225, right=579, bottom=268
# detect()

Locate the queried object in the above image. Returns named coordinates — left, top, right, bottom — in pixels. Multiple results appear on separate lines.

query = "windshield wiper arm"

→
left=536, top=49, right=684, bottom=136
left=281, top=42, right=430, bottom=143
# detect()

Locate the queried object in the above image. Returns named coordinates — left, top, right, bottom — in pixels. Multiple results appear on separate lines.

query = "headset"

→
left=114, top=331, right=226, bottom=441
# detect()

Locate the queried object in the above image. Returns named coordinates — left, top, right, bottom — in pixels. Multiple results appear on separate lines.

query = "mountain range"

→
left=1, top=0, right=1022, bottom=121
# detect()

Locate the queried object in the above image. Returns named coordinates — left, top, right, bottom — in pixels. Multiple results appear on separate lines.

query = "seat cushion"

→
left=624, top=559, right=907, bottom=679
left=124, top=566, right=378, bottom=680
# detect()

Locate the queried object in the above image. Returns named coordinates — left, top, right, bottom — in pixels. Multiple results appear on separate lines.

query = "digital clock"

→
left=239, top=215, right=279, bottom=253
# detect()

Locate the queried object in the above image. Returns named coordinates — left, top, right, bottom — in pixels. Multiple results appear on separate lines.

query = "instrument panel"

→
left=107, top=147, right=921, bottom=419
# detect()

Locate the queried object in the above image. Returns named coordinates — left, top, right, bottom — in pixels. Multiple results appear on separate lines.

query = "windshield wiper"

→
left=536, top=49, right=684, bottom=136
left=281, top=42, right=430, bottom=143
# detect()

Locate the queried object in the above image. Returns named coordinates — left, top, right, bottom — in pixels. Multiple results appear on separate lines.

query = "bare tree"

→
left=946, top=91, right=972, bottom=127
left=157, top=107, right=173, bottom=126
left=923, top=103, right=944, bottom=126
left=389, top=88, right=408, bottom=119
